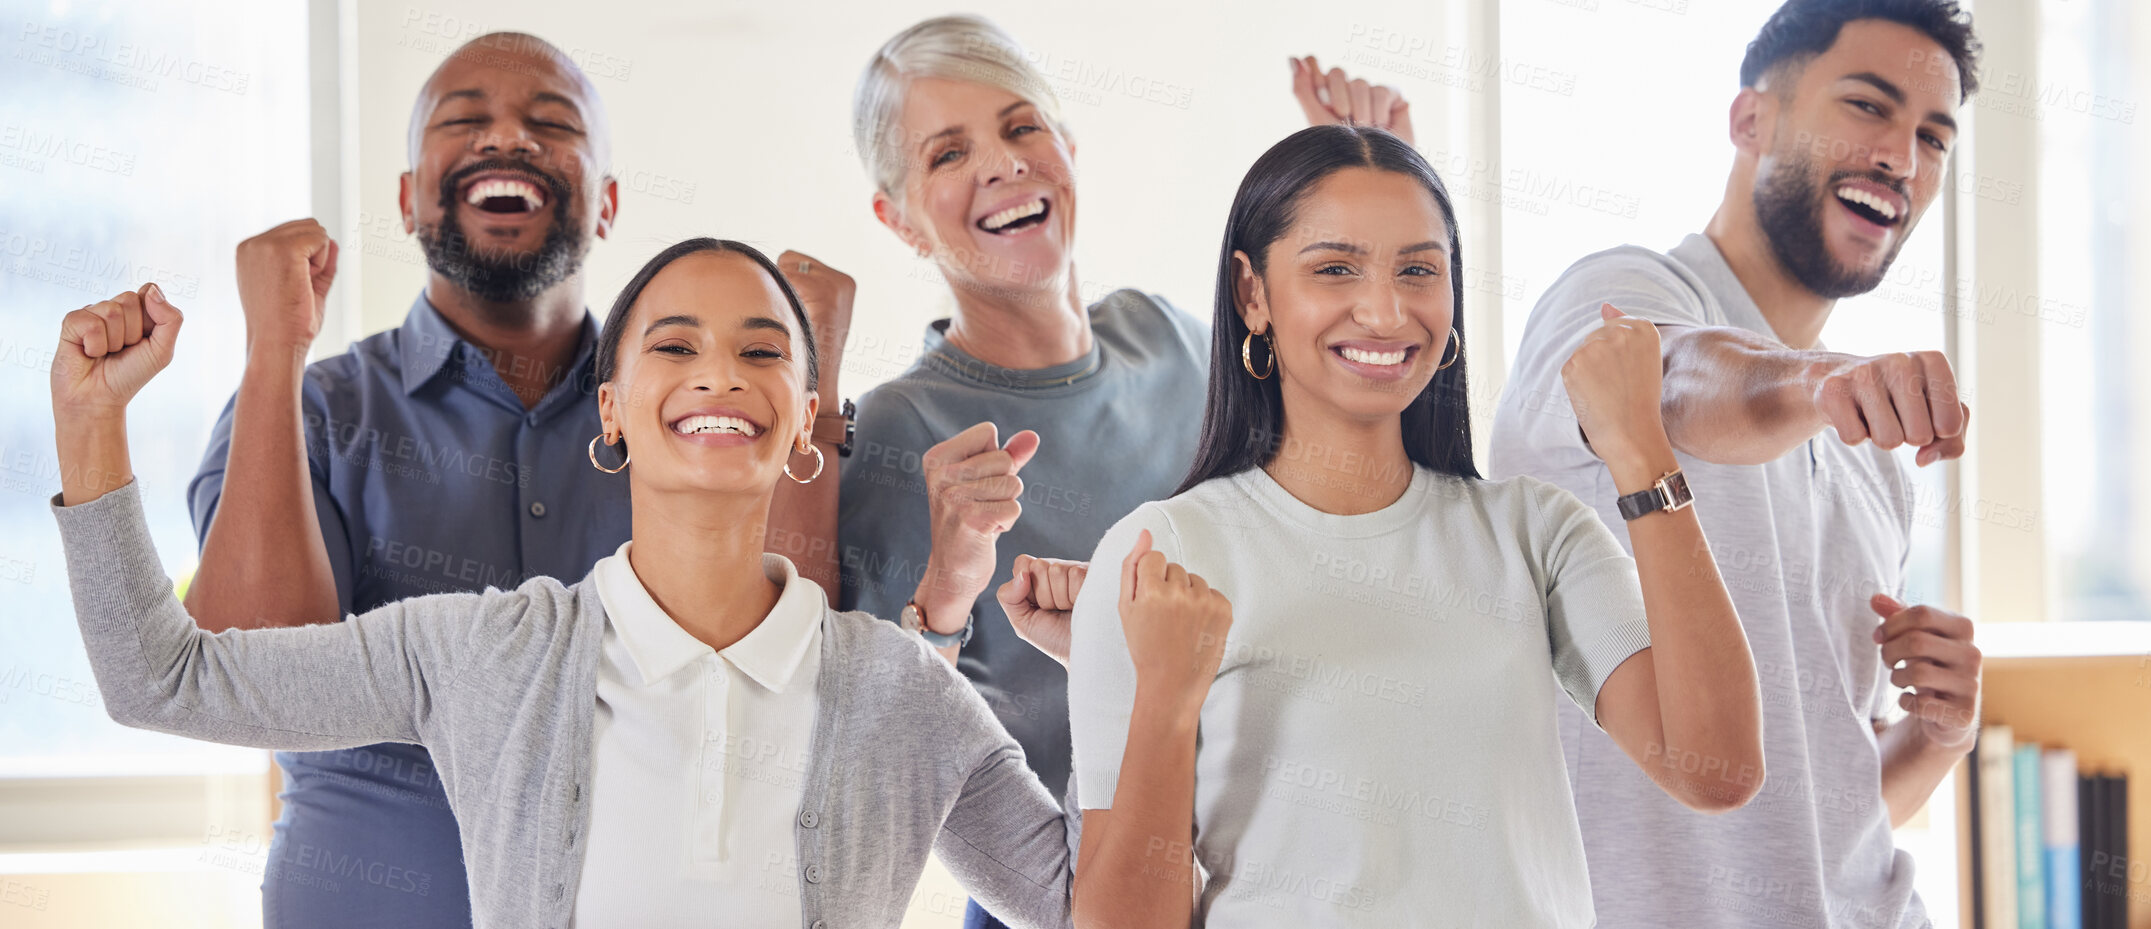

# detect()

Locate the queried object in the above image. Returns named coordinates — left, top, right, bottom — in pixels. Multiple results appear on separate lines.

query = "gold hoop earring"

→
left=785, top=441, right=825, bottom=484
left=587, top=434, right=629, bottom=474
left=1435, top=328, right=1463, bottom=371
left=1241, top=330, right=1275, bottom=380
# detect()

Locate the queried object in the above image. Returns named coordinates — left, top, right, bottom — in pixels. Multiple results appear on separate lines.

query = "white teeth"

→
left=671, top=414, right=759, bottom=437
left=1339, top=346, right=1408, bottom=366
left=979, top=198, right=1046, bottom=231
left=464, top=177, right=545, bottom=211
left=1835, top=186, right=1897, bottom=221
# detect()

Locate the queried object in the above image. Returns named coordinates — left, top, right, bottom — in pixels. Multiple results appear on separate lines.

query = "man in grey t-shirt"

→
left=1492, top=3, right=1986, bottom=927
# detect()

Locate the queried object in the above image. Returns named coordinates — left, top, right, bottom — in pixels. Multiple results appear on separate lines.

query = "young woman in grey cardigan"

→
left=45, top=239, right=1232, bottom=929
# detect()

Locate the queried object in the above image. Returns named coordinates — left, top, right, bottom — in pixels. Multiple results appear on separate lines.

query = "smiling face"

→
left=597, top=251, right=817, bottom=499
left=1239, top=167, right=1456, bottom=425
left=873, top=77, right=1077, bottom=295
left=1747, top=18, right=1962, bottom=298
left=401, top=34, right=617, bottom=303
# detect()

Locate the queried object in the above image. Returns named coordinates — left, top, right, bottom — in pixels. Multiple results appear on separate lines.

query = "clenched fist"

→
left=1291, top=55, right=1414, bottom=146
left=774, top=249, right=854, bottom=393
left=916, top=422, right=1041, bottom=635
left=235, top=218, right=338, bottom=362
left=1810, top=350, right=1968, bottom=467
left=1872, top=594, right=1980, bottom=751
left=998, top=554, right=1088, bottom=666
left=1562, top=303, right=1672, bottom=471
left=52, top=284, right=185, bottom=420
left=1119, top=529, right=1232, bottom=716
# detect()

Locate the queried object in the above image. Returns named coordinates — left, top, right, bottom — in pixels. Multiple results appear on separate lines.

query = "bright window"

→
left=0, top=0, right=310, bottom=776
left=2039, top=0, right=2147, bottom=625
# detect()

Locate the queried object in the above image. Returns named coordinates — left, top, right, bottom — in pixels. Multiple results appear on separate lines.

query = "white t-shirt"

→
left=1068, top=463, right=1652, bottom=927
left=1489, top=233, right=1920, bottom=929
left=572, top=543, right=824, bottom=927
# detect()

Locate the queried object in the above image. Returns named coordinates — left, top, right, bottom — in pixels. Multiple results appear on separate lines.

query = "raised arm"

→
left=1564, top=305, right=1765, bottom=813
left=1659, top=325, right=1967, bottom=467
left=766, top=250, right=853, bottom=600
left=1072, top=529, right=1231, bottom=929
left=185, top=219, right=344, bottom=631
left=51, top=285, right=464, bottom=750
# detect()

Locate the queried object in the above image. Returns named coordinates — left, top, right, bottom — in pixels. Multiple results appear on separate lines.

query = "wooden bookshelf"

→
left=1955, top=621, right=2151, bottom=929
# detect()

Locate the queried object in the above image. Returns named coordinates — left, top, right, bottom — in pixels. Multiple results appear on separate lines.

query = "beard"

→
left=417, top=159, right=588, bottom=304
left=1751, top=144, right=1909, bottom=300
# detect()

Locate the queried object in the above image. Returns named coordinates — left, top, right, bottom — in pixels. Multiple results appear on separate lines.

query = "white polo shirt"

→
left=570, top=543, right=824, bottom=927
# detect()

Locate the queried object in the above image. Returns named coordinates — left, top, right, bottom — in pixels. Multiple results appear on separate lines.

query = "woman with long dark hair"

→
left=44, top=238, right=1224, bottom=929
left=1065, top=126, right=1767, bottom=926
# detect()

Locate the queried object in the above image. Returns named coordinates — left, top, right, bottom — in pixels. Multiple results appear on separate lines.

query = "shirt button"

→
left=803, top=863, right=822, bottom=884
left=705, top=791, right=720, bottom=803
left=530, top=501, right=547, bottom=518
left=799, top=810, right=819, bottom=829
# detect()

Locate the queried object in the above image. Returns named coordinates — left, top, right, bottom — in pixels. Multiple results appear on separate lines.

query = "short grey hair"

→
left=852, top=14, right=1070, bottom=204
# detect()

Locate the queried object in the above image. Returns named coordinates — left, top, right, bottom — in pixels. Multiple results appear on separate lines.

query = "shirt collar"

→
left=591, top=542, right=825, bottom=691
left=394, top=290, right=601, bottom=397
left=920, top=316, right=1106, bottom=391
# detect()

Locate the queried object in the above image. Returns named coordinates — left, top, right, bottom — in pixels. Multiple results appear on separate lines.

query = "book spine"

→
left=2043, top=749, right=2079, bottom=929
left=1983, top=727, right=2020, bottom=929
left=2019, top=745, right=2047, bottom=929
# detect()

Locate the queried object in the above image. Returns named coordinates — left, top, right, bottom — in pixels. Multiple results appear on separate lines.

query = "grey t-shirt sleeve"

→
left=1531, top=480, right=1653, bottom=723
left=835, top=386, right=939, bottom=623
left=186, top=379, right=358, bottom=615
left=57, top=480, right=487, bottom=751
left=1066, top=502, right=1179, bottom=810
left=1502, top=249, right=1716, bottom=465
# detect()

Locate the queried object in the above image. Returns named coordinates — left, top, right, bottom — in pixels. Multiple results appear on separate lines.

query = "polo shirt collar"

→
left=592, top=542, right=825, bottom=692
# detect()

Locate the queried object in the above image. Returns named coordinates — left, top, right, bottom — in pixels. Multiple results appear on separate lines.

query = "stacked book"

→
left=1969, top=724, right=2133, bottom=929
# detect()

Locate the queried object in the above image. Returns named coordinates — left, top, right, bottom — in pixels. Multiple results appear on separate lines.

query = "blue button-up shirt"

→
left=188, top=292, right=631, bottom=928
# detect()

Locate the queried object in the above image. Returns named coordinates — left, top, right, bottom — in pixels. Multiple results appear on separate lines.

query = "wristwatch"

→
left=813, top=398, right=855, bottom=458
left=1616, top=469, right=1693, bottom=521
left=901, top=599, right=972, bottom=648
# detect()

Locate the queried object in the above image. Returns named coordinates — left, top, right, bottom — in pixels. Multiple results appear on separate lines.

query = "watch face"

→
left=1663, top=471, right=1693, bottom=509
left=899, top=603, right=924, bottom=634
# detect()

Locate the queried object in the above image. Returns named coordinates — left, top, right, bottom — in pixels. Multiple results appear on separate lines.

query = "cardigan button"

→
left=799, top=810, right=819, bottom=829
left=811, top=921, right=826, bottom=929
left=804, top=863, right=822, bottom=884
